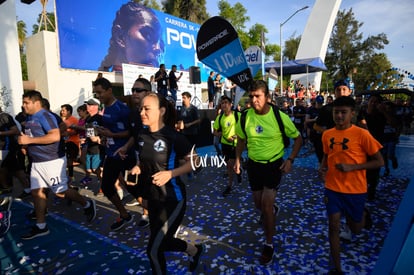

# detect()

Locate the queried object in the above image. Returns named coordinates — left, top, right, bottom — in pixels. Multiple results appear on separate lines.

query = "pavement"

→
left=1, top=135, right=414, bottom=274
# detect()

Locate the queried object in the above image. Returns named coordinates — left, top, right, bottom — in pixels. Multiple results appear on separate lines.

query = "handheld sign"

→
left=245, top=45, right=263, bottom=78
left=196, top=16, right=253, bottom=91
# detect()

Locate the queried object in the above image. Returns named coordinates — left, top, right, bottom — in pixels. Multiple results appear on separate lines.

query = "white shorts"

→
left=30, top=157, right=69, bottom=194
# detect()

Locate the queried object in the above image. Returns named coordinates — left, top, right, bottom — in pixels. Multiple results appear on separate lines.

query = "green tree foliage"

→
left=218, top=0, right=249, bottom=32
left=216, top=1, right=278, bottom=63
left=133, top=0, right=161, bottom=10
left=17, top=19, right=28, bottom=80
left=17, top=19, right=27, bottom=52
left=162, top=0, right=209, bottom=24
left=325, top=8, right=389, bottom=91
left=283, top=34, right=301, bottom=61
left=266, top=44, right=280, bottom=62
left=32, top=12, right=55, bottom=34
left=217, top=0, right=249, bottom=47
left=355, top=53, right=392, bottom=90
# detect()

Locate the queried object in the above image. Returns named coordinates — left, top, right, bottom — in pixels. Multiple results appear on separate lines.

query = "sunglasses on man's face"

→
left=131, top=87, right=147, bottom=93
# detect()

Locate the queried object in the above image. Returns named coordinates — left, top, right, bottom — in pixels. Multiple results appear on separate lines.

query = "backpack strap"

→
left=217, top=112, right=224, bottom=132
left=240, top=109, right=248, bottom=139
left=233, top=110, right=239, bottom=123
left=270, top=105, right=290, bottom=148
left=240, top=104, right=289, bottom=148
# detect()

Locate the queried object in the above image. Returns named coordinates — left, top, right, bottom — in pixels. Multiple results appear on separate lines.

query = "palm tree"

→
left=17, top=18, right=28, bottom=80
left=17, top=19, right=27, bottom=53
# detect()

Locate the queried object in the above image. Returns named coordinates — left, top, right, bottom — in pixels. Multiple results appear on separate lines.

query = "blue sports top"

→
left=101, top=100, right=130, bottom=158
left=25, top=109, right=63, bottom=162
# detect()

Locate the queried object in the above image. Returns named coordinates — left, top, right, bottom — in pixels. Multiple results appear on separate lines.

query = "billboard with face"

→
left=55, top=0, right=210, bottom=81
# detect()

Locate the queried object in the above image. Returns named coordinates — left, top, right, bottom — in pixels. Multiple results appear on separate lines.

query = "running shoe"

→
left=339, top=225, right=352, bottom=241
left=80, top=177, right=92, bottom=185
left=84, top=199, right=97, bottom=222
left=110, top=213, right=134, bottom=231
left=21, top=225, right=50, bottom=240
left=259, top=244, right=274, bottom=265
left=137, top=215, right=149, bottom=229
left=125, top=200, right=140, bottom=207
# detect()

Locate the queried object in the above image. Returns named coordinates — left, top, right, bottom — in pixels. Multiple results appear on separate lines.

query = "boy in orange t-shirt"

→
left=319, top=96, right=384, bottom=275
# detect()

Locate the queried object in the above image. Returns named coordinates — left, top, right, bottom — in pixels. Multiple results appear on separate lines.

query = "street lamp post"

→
left=280, top=6, right=309, bottom=96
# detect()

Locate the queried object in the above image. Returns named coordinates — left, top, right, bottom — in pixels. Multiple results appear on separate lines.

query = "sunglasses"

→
left=131, top=87, right=147, bottom=93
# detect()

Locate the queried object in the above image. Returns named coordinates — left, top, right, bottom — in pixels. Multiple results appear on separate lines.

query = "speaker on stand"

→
left=189, top=66, right=202, bottom=108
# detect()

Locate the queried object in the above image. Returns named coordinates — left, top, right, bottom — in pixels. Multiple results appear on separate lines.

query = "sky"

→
left=15, top=0, right=414, bottom=84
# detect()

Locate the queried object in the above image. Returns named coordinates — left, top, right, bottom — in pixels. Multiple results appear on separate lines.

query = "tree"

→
left=283, top=34, right=301, bottom=61
left=17, top=19, right=28, bottom=80
left=133, top=0, right=161, bottom=10
left=32, top=12, right=55, bottom=34
left=17, top=19, right=27, bottom=53
left=356, top=53, right=392, bottom=90
left=265, top=44, right=280, bottom=62
left=162, top=0, right=209, bottom=24
left=325, top=8, right=389, bottom=91
left=217, top=0, right=249, bottom=47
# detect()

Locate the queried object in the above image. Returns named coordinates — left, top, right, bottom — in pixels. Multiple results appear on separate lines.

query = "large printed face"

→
left=123, top=10, right=163, bottom=67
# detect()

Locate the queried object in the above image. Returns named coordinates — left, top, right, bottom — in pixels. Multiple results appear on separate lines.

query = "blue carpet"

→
left=0, top=201, right=152, bottom=274
left=1, top=135, right=413, bottom=274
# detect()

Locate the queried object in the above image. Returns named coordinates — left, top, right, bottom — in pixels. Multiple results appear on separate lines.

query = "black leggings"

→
left=147, top=199, right=187, bottom=275
left=101, top=156, right=135, bottom=198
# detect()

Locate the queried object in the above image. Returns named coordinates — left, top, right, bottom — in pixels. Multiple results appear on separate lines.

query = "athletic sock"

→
left=37, top=223, right=46, bottom=229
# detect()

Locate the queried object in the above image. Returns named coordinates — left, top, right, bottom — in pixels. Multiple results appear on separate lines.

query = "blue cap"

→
left=334, top=79, right=350, bottom=89
left=315, top=95, right=324, bottom=103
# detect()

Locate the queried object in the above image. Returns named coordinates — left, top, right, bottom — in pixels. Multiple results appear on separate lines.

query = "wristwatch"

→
left=287, top=157, right=294, bottom=164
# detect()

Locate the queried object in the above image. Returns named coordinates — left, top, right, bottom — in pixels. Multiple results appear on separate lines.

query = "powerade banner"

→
left=196, top=16, right=253, bottom=91
left=55, top=0, right=210, bottom=81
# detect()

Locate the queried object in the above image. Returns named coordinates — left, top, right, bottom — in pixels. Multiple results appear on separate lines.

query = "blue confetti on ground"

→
left=1, top=135, right=413, bottom=274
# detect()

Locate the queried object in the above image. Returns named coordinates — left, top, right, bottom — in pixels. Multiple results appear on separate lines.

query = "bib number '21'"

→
left=50, top=176, right=61, bottom=186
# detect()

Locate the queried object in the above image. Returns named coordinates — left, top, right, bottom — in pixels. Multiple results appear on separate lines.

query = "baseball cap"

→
left=334, top=79, right=350, bottom=89
left=315, top=95, right=324, bottom=103
left=85, top=98, right=100, bottom=105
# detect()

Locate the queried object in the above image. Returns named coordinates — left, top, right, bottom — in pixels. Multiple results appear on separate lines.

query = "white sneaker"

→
left=339, top=225, right=352, bottom=241
left=125, top=200, right=140, bottom=207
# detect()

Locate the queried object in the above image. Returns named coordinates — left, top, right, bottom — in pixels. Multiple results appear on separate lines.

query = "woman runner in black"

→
left=129, top=93, right=203, bottom=274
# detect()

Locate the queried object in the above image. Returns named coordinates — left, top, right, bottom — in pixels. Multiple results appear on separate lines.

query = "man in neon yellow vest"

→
left=234, top=80, right=302, bottom=265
